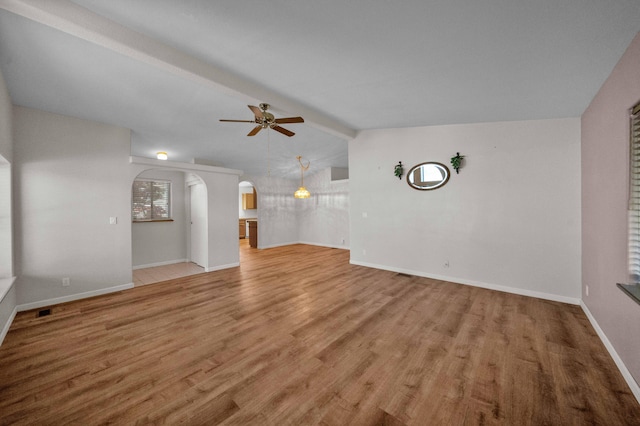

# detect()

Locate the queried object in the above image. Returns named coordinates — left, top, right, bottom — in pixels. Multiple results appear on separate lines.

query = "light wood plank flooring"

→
left=1, top=242, right=639, bottom=425
left=133, top=262, right=205, bottom=287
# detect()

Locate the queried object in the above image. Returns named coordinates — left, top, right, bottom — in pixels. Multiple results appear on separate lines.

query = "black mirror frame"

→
left=406, top=162, right=450, bottom=191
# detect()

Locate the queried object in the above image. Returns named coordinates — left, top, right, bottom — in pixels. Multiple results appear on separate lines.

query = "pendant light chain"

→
left=267, top=128, right=271, bottom=177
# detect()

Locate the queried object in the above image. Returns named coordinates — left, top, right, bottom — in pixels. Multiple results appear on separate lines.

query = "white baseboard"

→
left=580, top=301, right=640, bottom=404
left=206, top=263, right=239, bottom=272
left=258, top=241, right=350, bottom=250
left=16, top=282, right=135, bottom=312
left=349, top=260, right=581, bottom=305
left=298, top=241, right=350, bottom=250
left=0, top=305, right=17, bottom=346
left=132, top=259, right=189, bottom=270
left=258, top=241, right=299, bottom=249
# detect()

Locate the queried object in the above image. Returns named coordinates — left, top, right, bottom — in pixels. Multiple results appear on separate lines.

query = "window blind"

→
left=629, top=102, right=640, bottom=280
left=132, top=179, right=171, bottom=221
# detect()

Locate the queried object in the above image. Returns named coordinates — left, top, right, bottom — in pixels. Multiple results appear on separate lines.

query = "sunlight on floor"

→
left=133, top=262, right=205, bottom=286
left=133, top=239, right=253, bottom=287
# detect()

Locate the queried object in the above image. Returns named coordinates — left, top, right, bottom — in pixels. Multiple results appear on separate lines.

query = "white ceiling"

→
left=0, top=0, right=638, bottom=178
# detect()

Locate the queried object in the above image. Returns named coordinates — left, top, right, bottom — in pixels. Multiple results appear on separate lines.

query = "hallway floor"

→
left=133, top=261, right=204, bottom=286
left=132, top=239, right=252, bottom=286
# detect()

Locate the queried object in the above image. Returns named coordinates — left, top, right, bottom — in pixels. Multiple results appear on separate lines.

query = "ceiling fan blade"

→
left=273, top=125, right=295, bottom=137
left=247, top=125, right=262, bottom=136
left=274, top=117, right=304, bottom=124
left=220, top=119, right=256, bottom=123
left=248, top=105, right=264, bottom=119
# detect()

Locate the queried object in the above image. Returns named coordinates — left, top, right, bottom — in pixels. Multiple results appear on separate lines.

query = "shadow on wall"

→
left=0, top=156, right=11, bottom=278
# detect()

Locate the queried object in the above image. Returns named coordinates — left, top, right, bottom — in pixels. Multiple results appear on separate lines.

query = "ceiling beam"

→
left=0, top=0, right=357, bottom=140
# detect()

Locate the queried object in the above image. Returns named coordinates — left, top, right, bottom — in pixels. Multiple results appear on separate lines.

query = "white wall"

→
left=0, top=63, right=12, bottom=279
left=350, top=118, right=581, bottom=302
left=0, top=66, right=11, bottom=162
left=0, top=65, right=14, bottom=344
left=582, top=31, right=640, bottom=387
left=132, top=169, right=188, bottom=268
left=298, top=168, right=350, bottom=249
left=0, top=163, right=11, bottom=279
left=199, top=171, right=240, bottom=270
left=13, top=107, right=133, bottom=307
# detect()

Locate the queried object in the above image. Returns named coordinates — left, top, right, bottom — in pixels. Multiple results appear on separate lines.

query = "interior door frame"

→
left=187, top=175, right=208, bottom=268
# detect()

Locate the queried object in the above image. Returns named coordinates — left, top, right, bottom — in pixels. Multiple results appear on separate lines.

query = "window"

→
left=132, top=179, right=171, bottom=221
left=629, top=102, right=640, bottom=281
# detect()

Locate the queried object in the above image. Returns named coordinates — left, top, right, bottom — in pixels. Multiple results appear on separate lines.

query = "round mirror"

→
left=406, top=162, right=450, bottom=190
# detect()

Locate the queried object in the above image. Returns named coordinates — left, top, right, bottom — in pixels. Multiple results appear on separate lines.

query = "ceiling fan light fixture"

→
left=156, top=151, right=168, bottom=160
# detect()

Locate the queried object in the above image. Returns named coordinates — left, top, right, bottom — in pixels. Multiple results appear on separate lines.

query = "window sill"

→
left=617, top=283, right=640, bottom=306
left=0, top=277, right=16, bottom=304
left=133, top=219, right=174, bottom=223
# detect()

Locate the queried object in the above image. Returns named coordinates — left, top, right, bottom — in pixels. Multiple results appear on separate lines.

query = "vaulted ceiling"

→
left=0, top=1, right=638, bottom=178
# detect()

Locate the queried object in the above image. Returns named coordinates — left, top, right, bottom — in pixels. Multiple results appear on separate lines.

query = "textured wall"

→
left=240, top=170, right=350, bottom=250
left=298, top=167, right=349, bottom=249
left=241, top=175, right=298, bottom=248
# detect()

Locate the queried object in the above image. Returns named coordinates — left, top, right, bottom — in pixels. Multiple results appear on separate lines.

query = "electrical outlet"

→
left=362, top=249, right=367, bottom=255
left=62, top=277, right=70, bottom=287
left=341, top=238, right=345, bottom=244
left=109, top=217, right=117, bottom=225
left=585, top=285, right=589, bottom=296
left=444, top=260, right=449, bottom=268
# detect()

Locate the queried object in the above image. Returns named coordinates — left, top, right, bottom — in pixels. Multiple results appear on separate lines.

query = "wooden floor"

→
left=1, top=241, right=639, bottom=425
left=133, top=261, right=205, bottom=287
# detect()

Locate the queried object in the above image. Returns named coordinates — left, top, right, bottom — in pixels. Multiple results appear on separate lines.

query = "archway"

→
left=131, top=168, right=208, bottom=286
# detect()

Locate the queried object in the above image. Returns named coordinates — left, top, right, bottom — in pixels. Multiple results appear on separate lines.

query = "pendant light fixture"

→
left=294, top=155, right=311, bottom=199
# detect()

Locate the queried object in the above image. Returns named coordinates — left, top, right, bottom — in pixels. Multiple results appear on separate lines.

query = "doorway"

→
left=239, top=181, right=257, bottom=248
left=131, top=169, right=207, bottom=286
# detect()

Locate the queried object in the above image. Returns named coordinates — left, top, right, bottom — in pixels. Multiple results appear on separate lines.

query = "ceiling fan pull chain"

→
left=267, top=128, right=271, bottom=177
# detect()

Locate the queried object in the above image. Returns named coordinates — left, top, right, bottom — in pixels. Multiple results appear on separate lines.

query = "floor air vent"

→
left=396, top=273, right=412, bottom=278
left=37, top=308, right=51, bottom=318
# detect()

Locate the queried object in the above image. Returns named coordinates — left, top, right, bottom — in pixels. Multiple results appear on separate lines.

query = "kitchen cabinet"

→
left=239, top=219, right=246, bottom=239
left=248, top=220, right=257, bottom=248
left=242, top=188, right=257, bottom=210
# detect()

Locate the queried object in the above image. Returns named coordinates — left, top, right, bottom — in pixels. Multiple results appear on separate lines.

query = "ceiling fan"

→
left=220, top=103, right=304, bottom=137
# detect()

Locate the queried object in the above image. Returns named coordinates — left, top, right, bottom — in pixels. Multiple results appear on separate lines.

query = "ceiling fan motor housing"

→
left=261, top=114, right=276, bottom=127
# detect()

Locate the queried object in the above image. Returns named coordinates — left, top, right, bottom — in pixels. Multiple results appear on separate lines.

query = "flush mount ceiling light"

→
left=156, top=151, right=168, bottom=160
left=294, top=156, right=311, bottom=199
